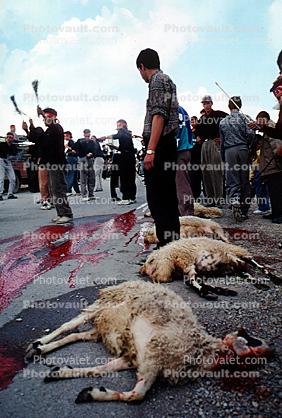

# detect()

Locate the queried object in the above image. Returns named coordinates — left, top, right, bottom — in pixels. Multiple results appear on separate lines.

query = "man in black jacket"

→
left=106, top=120, right=136, bottom=204
left=0, top=132, right=18, bottom=200
left=37, top=107, right=73, bottom=223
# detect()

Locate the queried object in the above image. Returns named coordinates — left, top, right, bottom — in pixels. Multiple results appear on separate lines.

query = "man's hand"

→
left=248, top=121, right=258, bottom=130
left=196, top=136, right=202, bottom=143
left=144, top=153, right=155, bottom=171
left=86, top=152, right=93, bottom=158
left=22, top=121, right=28, bottom=131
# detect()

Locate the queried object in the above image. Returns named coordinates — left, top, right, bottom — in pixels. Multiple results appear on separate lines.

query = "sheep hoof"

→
left=25, top=341, right=42, bottom=361
left=44, top=366, right=61, bottom=382
left=75, top=387, right=94, bottom=403
left=199, top=288, right=218, bottom=301
left=211, top=287, right=238, bottom=297
left=253, top=282, right=270, bottom=291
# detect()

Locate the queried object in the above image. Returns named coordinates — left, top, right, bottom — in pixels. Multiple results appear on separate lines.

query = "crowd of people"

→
left=1, top=48, right=281, bottom=234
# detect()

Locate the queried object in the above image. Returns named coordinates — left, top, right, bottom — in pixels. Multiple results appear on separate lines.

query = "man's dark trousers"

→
left=144, top=132, right=180, bottom=246
left=119, top=153, right=136, bottom=200
left=48, top=167, right=73, bottom=217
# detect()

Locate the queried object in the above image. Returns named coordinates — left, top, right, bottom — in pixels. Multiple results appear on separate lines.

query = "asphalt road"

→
left=0, top=179, right=281, bottom=418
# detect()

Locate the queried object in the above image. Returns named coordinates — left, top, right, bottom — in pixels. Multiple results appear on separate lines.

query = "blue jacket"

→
left=176, top=106, right=193, bottom=151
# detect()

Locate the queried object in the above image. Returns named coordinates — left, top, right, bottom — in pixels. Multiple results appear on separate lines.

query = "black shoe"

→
left=263, top=213, right=273, bottom=219
left=7, top=194, right=18, bottom=199
left=111, top=197, right=121, bottom=202
left=0, top=196, right=3, bottom=201
left=272, top=217, right=282, bottom=224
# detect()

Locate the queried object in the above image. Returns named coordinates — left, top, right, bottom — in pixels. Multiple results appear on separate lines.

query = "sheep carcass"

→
left=143, top=216, right=228, bottom=245
left=140, top=237, right=278, bottom=298
left=25, top=281, right=271, bottom=403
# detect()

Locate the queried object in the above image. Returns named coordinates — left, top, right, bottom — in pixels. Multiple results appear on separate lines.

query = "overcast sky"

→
left=0, top=0, right=281, bottom=139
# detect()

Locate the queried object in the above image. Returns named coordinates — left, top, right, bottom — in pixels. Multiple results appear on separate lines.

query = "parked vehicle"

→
left=0, top=135, right=39, bottom=193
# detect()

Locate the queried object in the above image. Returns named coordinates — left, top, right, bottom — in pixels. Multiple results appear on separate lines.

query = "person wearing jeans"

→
left=0, top=132, right=18, bottom=200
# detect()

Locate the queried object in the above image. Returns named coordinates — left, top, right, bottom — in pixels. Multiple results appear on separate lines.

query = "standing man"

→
left=37, top=107, right=73, bottom=223
left=190, top=116, right=203, bottom=200
left=92, top=136, right=105, bottom=192
left=22, top=120, right=51, bottom=209
left=10, top=125, right=19, bottom=142
left=220, top=96, right=255, bottom=221
left=74, top=129, right=96, bottom=201
left=136, top=48, right=180, bottom=246
left=255, top=111, right=282, bottom=224
left=64, top=131, right=80, bottom=196
left=175, top=105, right=194, bottom=215
left=102, top=120, right=137, bottom=204
left=197, top=95, right=227, bottom=207
left=0, top=132, right=18, bottom=200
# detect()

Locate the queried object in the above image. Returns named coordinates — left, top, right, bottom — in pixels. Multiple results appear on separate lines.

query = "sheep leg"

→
left=240, top=271, right=270, bottom=290
left=45, top=356, right=132, bottom=382
left=75, top=371, right=157, bottom=403
left=201, top=280, right=237, bottom=296
left=28, top=329, right=98, bottom=359
left=244, top=258, right=282, bottom=286
left=183, top=266, right=218, bottom=300
left=26, top=310, right=96, bottom=359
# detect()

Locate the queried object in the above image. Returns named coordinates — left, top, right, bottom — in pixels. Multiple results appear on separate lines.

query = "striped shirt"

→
left=142, top=70, right=179, bottom=141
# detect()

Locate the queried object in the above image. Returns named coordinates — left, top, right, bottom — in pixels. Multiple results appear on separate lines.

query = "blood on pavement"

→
left=0, top=211, right=137, bottom=312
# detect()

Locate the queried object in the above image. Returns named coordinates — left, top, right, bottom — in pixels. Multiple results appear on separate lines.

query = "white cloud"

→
left=268, top=0, right=282, bottom=50
left=0, top=3, right=201, bottom=138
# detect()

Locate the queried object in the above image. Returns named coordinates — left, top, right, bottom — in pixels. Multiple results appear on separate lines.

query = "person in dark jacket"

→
left=64, top=131, right=80, bottom=195
left=256, top=111, right=282, bottom=224
left=37, top=106, right=73, bottom=223
left=0, top=132, right=18, bottom=200
left=74, top=129, right=96, bottom=201
left=190, top=116, right=203, bottom=200
left=102, top=119, right=136, bottom=204
left=22, top=120, right=48, bottom=205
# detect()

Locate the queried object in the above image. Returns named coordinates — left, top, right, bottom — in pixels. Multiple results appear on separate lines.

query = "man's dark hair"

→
left=136, top=48, right=160, bottom=69
left=229, top=96, right=242, bottom=110
left=117, top=119, right=127, bottom=125
left=6, top=132, right=14, bottom=136
left=256, top=111, right=270, bottom=120
left=43, top=107, right=57, bottom=116
left=64, top=131, right=72, bottom=138
left=277, top=50, right=282, bottom=71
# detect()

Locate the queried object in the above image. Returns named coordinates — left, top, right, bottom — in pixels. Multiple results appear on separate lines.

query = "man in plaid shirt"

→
left=136, top=48, right=180, bottom=246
